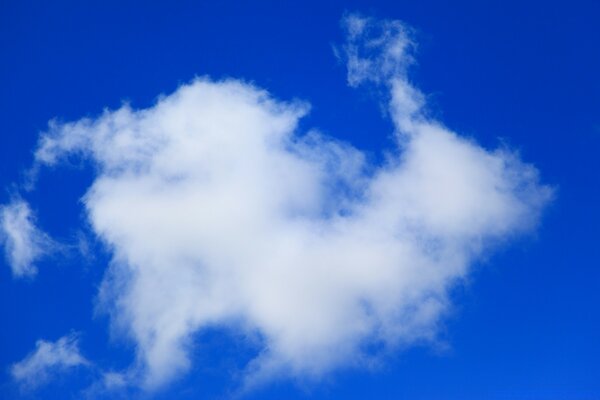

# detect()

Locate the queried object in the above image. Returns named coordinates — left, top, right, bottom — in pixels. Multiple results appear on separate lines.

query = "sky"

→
left=0, top=1, right=599, bottom=399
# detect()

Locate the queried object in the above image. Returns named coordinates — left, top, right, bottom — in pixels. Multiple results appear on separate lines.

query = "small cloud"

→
left=10, top=333, right=91, bottom=390
left=0, top=198, right=55, bottom=278
left=340, top=13, right=416, bottom=87
left=102, top=371, right=128, bottom=390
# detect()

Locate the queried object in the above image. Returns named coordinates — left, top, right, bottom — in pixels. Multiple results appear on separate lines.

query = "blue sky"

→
left=0, top=1, right=599, bottom=399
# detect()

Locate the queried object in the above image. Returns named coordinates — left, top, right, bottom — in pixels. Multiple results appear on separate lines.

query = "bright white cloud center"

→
left=31, top=14, right=551, bottom=388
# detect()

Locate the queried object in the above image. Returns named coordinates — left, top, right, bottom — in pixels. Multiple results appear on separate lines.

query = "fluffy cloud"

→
left=0, top=199, right=54, bottom=278
left=11, top=333, right=90, bottom=389
left=31, top=14, right=551, bottom=389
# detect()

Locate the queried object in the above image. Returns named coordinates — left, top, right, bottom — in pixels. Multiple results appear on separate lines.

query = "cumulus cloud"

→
left=30, top=14, right=551, bottom=389
left=11, top=333, right=90, bottom=389
left=0, top=199, right=54, bottom=277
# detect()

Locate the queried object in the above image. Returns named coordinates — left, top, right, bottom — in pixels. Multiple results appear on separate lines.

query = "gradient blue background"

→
left=1, top=0, right=599, bottom=398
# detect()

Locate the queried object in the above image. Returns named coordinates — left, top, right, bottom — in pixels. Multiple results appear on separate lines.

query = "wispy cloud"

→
left=10, top=333, right=90, bottom=390
left=29, top=13, right=551, bottom=390
left=0, top=199, right=55, bottom=278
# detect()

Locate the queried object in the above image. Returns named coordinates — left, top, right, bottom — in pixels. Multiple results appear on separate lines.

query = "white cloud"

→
left=31, top=14, right=551, bottom=390
left=341, top=13, right=415, bottom=88
left=0, top=199, right=54, bottom=277
left=11, top=333, right=90, bottom=389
